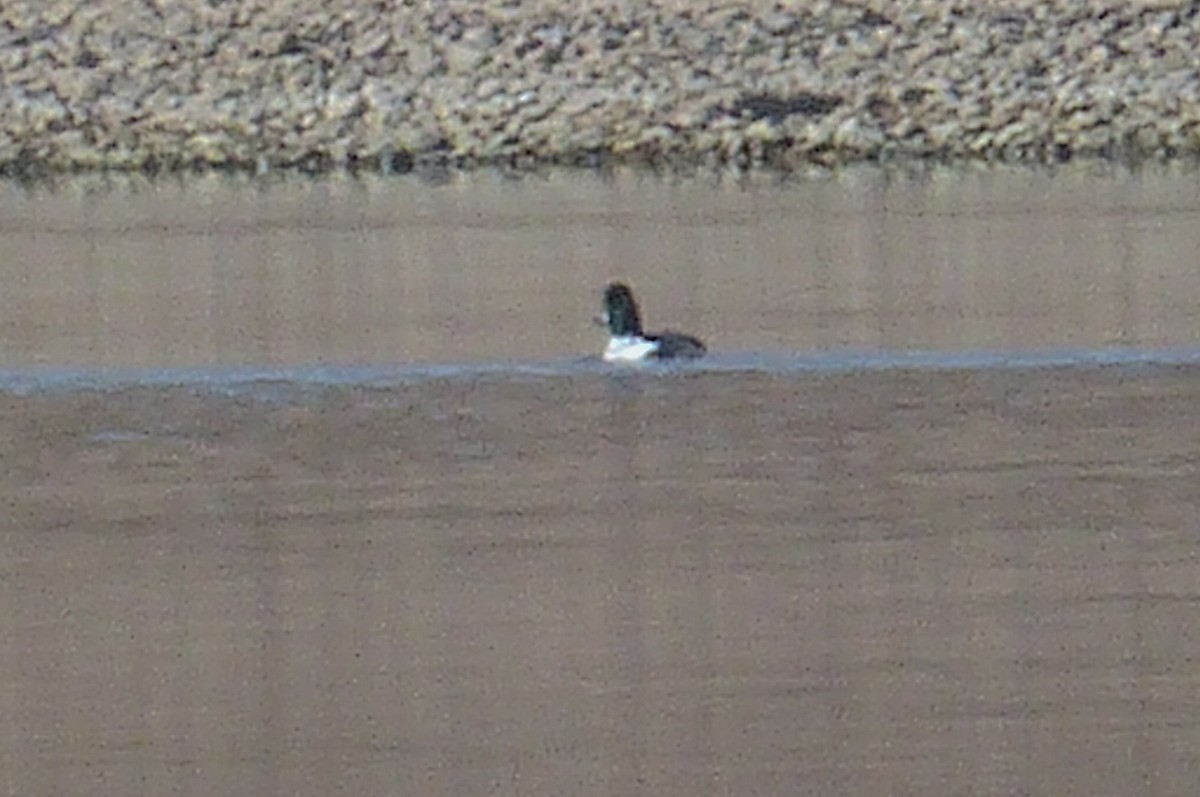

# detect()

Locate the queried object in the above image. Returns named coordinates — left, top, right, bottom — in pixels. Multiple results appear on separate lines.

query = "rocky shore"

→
left=1, top=0, right=1198, bottom=176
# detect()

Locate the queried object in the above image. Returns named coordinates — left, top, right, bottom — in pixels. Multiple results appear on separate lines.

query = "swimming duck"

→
left=597, top=282, right=706, bottom=362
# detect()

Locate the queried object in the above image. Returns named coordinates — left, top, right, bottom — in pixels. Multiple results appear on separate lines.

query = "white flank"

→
left=603, top=336, right=660, bottom=363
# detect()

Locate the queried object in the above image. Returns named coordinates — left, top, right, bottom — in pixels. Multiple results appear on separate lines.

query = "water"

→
left=4, top=344, right=1200, bottom=397
left=1, top=165, right=1198, bottom=797
left=2, top=165, right=1199, bottom=369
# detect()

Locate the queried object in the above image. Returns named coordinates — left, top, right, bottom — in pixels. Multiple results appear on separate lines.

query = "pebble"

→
left=1, top=0, right=1199, bottom=175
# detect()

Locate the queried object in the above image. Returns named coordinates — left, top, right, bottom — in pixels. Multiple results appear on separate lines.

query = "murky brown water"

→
left=2, top=166, right=1199, bottom=796
left=3, top=165, right=1200, bottom=366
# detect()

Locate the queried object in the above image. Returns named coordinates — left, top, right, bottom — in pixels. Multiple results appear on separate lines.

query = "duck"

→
left=596, top=282, right=706, bottom=362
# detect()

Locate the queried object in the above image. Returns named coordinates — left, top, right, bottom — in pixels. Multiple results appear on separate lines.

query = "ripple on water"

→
left=2, top=346, right=1200, bottom=398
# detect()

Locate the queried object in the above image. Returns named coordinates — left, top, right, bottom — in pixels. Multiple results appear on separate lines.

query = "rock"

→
left=2, top=0, right=1200, bottom=174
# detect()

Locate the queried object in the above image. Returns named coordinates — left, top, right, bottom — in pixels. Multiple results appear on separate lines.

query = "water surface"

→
left=1, top=166, right=1198, bottom=797
left=2, top=164, right=1199, bottom=369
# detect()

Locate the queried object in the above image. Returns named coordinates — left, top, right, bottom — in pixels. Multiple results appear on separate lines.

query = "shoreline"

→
left=2, top=1, right=1199, bottom=177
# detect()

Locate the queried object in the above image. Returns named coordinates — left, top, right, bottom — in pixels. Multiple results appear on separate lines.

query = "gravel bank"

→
left=2, top=0, right=1199, bottom=175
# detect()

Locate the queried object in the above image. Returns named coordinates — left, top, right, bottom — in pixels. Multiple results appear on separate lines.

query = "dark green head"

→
left=601, top=282, right=644, bottom=337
